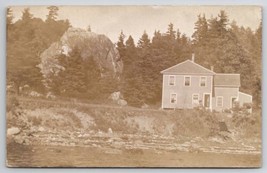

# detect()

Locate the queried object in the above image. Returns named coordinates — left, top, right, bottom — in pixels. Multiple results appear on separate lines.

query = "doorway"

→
left=203, top=93, right=211, bottom=109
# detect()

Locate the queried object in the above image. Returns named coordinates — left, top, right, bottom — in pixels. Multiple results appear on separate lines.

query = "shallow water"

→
left=6, top=142, right=261, bottom=167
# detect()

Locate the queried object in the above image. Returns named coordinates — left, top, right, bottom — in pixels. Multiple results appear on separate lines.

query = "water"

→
left=6, top=142, right=261, bottom=167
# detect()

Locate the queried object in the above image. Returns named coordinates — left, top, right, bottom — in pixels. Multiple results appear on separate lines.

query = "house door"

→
left=231, top=97, right=237, bottom=108
left=204, top=94, right=210, bottom=108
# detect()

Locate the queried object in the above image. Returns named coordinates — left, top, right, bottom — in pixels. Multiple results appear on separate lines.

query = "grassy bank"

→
left=6, top=95, right=262, bottom=167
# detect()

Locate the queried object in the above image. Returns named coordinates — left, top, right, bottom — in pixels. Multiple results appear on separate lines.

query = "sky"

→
left=10, top=6, right=262, bottom=43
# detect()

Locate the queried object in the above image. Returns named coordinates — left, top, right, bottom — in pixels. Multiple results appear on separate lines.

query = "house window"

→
left=169, top=75, right=175, bottom=86
left=216, top=96, right=223, bottom=107
left=200, top=76, right=207, bottom=87
left=184, top=76, right=191, bottom=86
left=192, top=94, right=199, bottom=105
left=170, top=93, right=177, bottom=104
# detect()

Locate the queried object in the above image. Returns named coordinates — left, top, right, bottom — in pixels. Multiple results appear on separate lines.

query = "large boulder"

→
left=38, top=27, right=123, bottom=81
left=7, top=127, right=20, bottom=136
left=117, top=99, right=127, bottom=106
left=109, top=91, right=122, bottom=101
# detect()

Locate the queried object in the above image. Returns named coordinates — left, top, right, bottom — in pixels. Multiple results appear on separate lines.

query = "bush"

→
left=28, top=116, right=42, bottom=126
left=91, top=109, right=137, bottom=133
left=6, top=95, right=19, bottom=112
left=232, top=110, right=261, bottom=138
left=171, top=109, right=220, bottom=137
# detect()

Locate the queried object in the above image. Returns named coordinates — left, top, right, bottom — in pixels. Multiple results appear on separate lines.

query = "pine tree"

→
left=87, top=25, right=92, bottom=32
left=166, top=23, right=176, bottom=41
left=192, top=14, right=209, bottom=64
left=218, top=10, right=229, bottom=36
left=7, top=7, right=70, bottom=95
left=116, top=31, right=126, bottom=59
left=151, top=30, right=162, bottom=49
left=125, top=35, right=135, bottom=48
left=22, top=8, right=33, bottom=22
left=137, top=31, right=150, bottom=49
left=124, top=35, right=136, bottom=66
left=46, top=6, right=59, bottom=21
left=53, top=48, right=101, bottom=99
left=7, top=8, right=14, bottom=26
left=192, top=14, right=208, bottom=44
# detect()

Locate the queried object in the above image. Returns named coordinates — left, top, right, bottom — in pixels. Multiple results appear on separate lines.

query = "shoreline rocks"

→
left=7, top=127, right=21, bottom=136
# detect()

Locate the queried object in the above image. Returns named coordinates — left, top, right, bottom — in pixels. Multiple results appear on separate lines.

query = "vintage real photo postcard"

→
left=6, top=6, right=262, bottom=167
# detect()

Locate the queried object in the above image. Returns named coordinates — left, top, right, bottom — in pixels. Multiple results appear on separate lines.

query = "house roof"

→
left=214, top=74, right=240, bottom=87
left=160, top=60, right=215, bottom=75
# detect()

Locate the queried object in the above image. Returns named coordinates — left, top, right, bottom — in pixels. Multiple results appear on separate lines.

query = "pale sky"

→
left=10, top=6, right=262, bottom=43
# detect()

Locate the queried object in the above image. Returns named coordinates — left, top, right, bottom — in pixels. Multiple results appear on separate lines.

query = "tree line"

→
left=117, top=11, right=261, bottom=107
left=7, top=7, right=70, bottom=95
left=7, top=8, right=262, bottom=108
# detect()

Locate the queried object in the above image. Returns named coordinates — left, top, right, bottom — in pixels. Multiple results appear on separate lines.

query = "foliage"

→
left=6, top=95, right=19, bottom=112
left=50, top=47, right=119, bottom=100
left=171, top=109, right=220, bottom=137
left=192, top=11, right=262, bottom=106
left=117, top=10, right=261, bottom=107
left=7, top=7, right=70, bottom=95
left=119, top=24, right=191, bottom=107
left=6, top=8, right=261, bottom=108
left=231, top=110, right=261, bottom=138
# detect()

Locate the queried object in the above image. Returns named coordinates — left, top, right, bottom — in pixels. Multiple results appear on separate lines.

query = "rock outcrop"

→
left=38, top=27, right=123, bottom=80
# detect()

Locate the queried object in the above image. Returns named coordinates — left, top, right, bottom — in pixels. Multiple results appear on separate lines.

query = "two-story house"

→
left=160, top=56, right=252, bottom=112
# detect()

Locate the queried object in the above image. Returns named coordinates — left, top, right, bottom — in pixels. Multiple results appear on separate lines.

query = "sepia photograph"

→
left=6, top=6, right=262, bottom=167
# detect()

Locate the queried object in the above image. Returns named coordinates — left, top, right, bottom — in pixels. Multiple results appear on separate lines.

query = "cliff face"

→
left=38, top=27, right=123, bottom=79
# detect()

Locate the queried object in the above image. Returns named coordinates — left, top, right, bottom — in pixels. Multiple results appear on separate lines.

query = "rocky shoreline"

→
left=7, top=126, right=261, bottom=155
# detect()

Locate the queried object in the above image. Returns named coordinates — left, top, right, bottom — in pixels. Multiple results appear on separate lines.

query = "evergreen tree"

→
left=116, top=31, right=126, bottom=60
left=137, top=31, right=150, bottom=49
left=22, top=8, right=33, bottom=21
left=166, top=23, right=176, bottom=41
left=7, top=8, right=14, bottom=26
left=151, top=30, right=162, bottom=49
left=52, top=47, right=102, bottom=99
left=7, top=7, right=70, bottom=95
left=125, top=35, right=135, bottom=48
left=192, top=14, right=208, bottom=44
left=218, top=10, right=229, bottom=36
left=46, top=6, right=59, bottom=21
left=87, top=25, right=92, bottom=32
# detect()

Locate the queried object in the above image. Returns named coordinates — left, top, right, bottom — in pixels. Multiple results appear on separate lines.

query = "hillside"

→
left=7, top=96, right=261, bottom=154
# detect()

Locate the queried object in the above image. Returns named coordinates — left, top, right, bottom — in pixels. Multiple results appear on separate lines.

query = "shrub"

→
left=6, top=96, right=19, bottom=112
left=171, top=109, right=220, bottom=138
left=28, top=116, right=42, bottom=126
left=232, top=110, right=261, bottom=138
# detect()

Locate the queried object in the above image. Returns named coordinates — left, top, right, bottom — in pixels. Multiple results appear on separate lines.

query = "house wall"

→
left=238, top=92, right=252, bottom=107
left=162, top=74, right=213, bottom=109
left=212, top=87, right=239, bottom=111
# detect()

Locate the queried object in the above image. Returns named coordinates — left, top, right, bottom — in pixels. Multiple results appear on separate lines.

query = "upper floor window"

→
left=169, top=75, right=175, bottom=86
left=200, top=76, right=207, bottom=87
left=184, top=76, right=191, bottom=86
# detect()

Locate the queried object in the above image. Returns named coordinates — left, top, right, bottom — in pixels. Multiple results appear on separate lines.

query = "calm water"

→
left=6, top=142, right=261, bottom=167
left=7, top=142, right=130, bottom=167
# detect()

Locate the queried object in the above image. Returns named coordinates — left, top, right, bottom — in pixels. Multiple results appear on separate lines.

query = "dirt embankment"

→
left=6, top=96, right=261, bottom=155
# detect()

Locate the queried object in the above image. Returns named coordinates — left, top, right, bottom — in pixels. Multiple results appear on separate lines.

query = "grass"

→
left=6, top=95, right=262, bottom=140
left=6, top=95, right=262, bottom=167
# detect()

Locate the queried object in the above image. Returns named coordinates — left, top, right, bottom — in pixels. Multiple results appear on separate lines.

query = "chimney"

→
left=211, top=66, right=214, bottom=72
left=191, top=53, right=195, bottom=62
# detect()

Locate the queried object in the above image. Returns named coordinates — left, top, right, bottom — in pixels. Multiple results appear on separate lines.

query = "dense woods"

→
left=7, top=8, right=262, bottom=108
left=7, top=7, right=70, bottom=94
left=118, top=11, right=262, bottom=107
